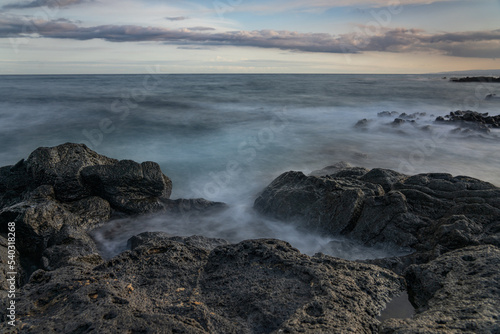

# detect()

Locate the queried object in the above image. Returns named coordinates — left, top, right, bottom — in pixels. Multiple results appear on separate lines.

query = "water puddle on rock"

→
left=377, top=291, right=415, bottom=321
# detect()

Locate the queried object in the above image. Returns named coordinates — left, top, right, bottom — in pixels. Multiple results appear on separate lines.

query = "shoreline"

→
left=1, top=143, right=499, bottom=333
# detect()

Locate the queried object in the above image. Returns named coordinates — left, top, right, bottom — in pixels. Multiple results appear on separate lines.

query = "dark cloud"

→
left=165, top=16, right=188, bottom=21
left=187, top=27, right=216, bottom=31
left=1, top=14, right=499, bottom=58
left=177, top=46, right=214, bottom=50
left=3, top=0, right=90, bottom=9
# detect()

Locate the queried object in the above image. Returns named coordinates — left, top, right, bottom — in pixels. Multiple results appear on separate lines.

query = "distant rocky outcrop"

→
left=450, top=76, right=500, bottom=83
left=435, top=110, right=500, bottom=131
left=354, top=110, right=500, bottom=137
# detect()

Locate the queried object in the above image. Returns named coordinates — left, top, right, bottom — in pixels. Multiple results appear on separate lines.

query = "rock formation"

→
left=255, top=164, right=500, bottom=333
left=450, top=76, right=500, bottom=83
left=1, top=144, right=499, bottom=333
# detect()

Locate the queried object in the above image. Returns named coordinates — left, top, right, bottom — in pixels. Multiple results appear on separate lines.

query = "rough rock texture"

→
left=0, top=235, right=24, bottom=300
left=24, top=143, right=119, bottom=202
left=81, top=160, right=172, bottom=214
left=1, top=143, right=173, bottom=214
left=256, top=165, right=500, bottom=333
left=0, top=236, right=403, bottom=334
left=435, top=110, right=500, bottom=131
left=254, top=169, right=382, bottom=236
left=380, top=245, right=500, bottom=333
left=0, top=143, right=223, bottom=274
left=255, top=167, right=500, bottom=254
left=0, top=184, right=110, bottom=270
left=2, top=144, right=499, bottom=333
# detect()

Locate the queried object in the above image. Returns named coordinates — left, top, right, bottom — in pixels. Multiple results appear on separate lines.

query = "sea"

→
left=1, top=74, right=499, bottom=259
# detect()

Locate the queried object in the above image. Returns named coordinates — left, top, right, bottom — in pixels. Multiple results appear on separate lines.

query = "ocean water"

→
left=1, top=74, right=499, bottom=259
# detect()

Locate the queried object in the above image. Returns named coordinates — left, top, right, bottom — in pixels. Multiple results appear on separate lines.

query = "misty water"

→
left=1, top=74, right=499, bottom=259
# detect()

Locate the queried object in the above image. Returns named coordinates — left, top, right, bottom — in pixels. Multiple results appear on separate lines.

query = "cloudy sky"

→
left=1, top=0, right=499, bottom=74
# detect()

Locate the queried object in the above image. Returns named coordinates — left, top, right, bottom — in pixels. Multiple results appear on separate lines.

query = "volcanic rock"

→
left=0, top=237, right=404, bottom=334
left=255, top=167, right=500, bottom=253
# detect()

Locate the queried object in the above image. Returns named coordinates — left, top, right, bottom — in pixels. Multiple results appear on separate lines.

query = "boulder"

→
left=434, top=110, right=500, bottom=131
left=81, top=160, right=172, bottom=214
left=0, top=143, right=222, bottom=275
left=380, top=245, right=500, bottom=333
left=255, top=167, right=500, bottom=253
left=254, top=170, right=383, bottom=235
left=25, top=143, right=118, bottom=202
left=0, top=143, right=173, bottom=214
left=0, top=237, right=404, bottom=334
left=0, top=186, right=110, bottom=267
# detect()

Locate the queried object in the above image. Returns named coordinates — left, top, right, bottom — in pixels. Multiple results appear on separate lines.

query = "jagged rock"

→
left=0, top=237, right=404, bottom=333
left=254, top=170, right=383, bottom=235
left=0, top=143, right=173, bottom=214
left=0, top=143, right=223, bottom=275
left=41, top=224, right=104, bottom=271
left=25, top=143, right=118, bottom=202
left=81, top=160, right=172, bottom=214
left=355, top=118, right=371, bottom=128
left=392, top=118, right=416, bottom=126
left=398, top=112, right=426, bottom=119
left=2, top=143, right=499, bottom=333
left=435, top=110, right=500, bottom=131
left=162, top=198, right=227, bottom=215
left=0, top=186, right=110, bottom=266
left=378, top=111, right=399, bottom=117
left=255, top=167, right=500, bottom=253
left=360, top=168, right=407, bottom=193
left=380, top=245, right=500, bottom=333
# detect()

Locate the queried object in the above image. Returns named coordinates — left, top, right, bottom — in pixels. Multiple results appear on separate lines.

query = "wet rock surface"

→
left=380, top=245, right=500, bottom=333
left=1, top=144, right=499, bottom=333
left=255, top=167, right=500, bottom=252
left=255, top=164, right=500, bottom=333
left=435, top=110, right=500, bottom=130
left=355, top=110, right=500, bottom=138
left=0, top=143, right=223, bottom=274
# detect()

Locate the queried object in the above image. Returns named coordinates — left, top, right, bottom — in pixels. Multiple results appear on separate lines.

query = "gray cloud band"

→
left=2, top=15, right=500, bottom=58
left=2, top=0, right=90, bottom=9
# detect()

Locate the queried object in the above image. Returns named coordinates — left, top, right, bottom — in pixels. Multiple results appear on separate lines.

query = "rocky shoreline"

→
left=355, top=110, right=500, bottom=138
left=1, top=143, right=499, bottom=333
left=449, top=76, right=500, bottom=83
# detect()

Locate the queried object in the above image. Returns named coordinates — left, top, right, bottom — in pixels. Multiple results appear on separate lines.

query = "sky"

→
left=0, top=0, right=499, bottom=74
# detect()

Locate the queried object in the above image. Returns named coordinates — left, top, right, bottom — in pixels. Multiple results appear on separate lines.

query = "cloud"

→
left=1, top=14, right=499, bottom=58
left=237, top=0, right=471, bottom=14
left=177, top=46, right=214, bottom=50
left=186, top=26, right=216, bottom=31
left=165, top=16, right=189, bottom=21
left=2, top=0, right=90, bottom=9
